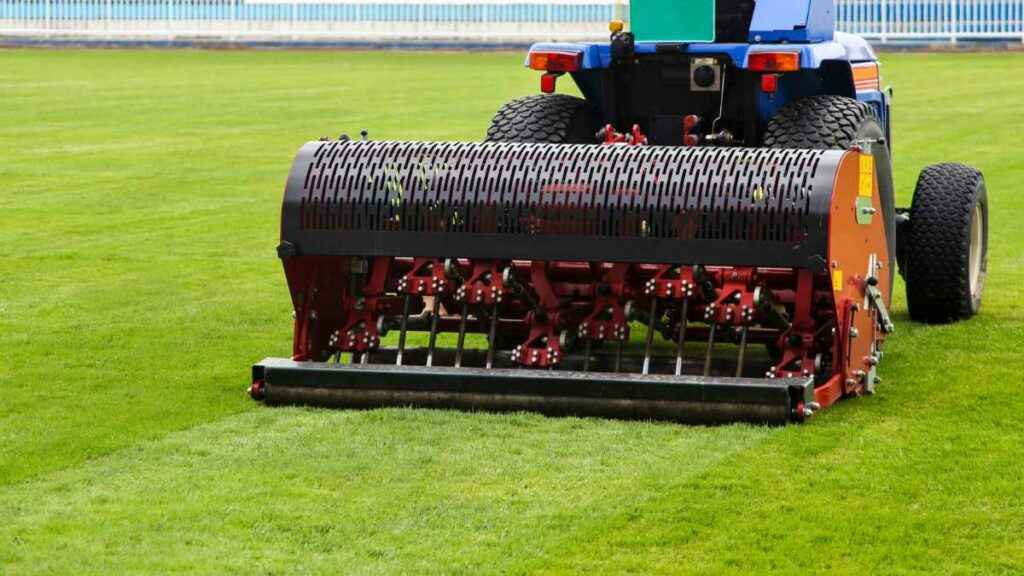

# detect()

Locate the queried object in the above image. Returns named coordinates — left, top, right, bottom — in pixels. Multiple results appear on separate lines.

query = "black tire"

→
left=485, top=94, right=598, bottom=144
left=905, top=163, right=988, bottom=323
left=764, top=95, right=897, bottom=298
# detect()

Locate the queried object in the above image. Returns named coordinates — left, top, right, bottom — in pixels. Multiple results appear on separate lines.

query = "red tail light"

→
left=748, top=52, right=801, bottom=73
left=540, top=73, right=558, bottom=94
left=529, top=51, right=582, bottom=73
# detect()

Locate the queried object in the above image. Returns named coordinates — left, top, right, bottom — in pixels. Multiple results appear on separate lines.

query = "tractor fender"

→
left=758, top=59, right=890, bottom=143
left=818, top=60, right=856, bottom=99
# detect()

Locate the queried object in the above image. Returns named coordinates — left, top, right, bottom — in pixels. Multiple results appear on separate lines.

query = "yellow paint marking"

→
left=859, top=154, right=875, bottom=198
left=833, top=269, right=844, bottom=292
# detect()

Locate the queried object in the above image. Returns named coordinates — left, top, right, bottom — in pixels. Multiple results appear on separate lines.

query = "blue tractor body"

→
left=523, top=0, right=890, bottom=147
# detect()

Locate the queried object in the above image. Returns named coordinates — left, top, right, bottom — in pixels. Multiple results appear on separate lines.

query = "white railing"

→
left=0, top=0, right=628, bottom=42
left=837, top=0, right=1024, bottom=41
left=1, top=0, right=1022, bottom=44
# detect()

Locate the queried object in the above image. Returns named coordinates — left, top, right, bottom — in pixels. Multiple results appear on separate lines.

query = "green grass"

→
left=1, top=48, right=1022, bottom=574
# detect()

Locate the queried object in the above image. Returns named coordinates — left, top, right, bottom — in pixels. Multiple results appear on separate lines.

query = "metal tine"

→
left=614, top=340, right=624, bottom=373
left=454, top=301, right=468, bottom=368
left=735, top=324, right=749, bottom=378
left=674, top=298, right=689, bottom=376
left=396, top=294, right=411, bottom=366
left=361, top=319, right=372, bottom=364
left=703, top=322, right=717, bottom=377
left=425, top=297, right=441, bottom=367
left=582, top=338, right=592, bottom=372
left=642, top=298, right=658, bottom=375
left=485, top=302, right=498, bottom=369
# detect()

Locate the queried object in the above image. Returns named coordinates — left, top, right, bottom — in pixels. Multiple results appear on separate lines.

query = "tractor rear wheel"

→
left=485, top=94, right=599, bottom=144
left=764, top=95, right=896, bottom=299
left=904, top=164, right=988, bottom=323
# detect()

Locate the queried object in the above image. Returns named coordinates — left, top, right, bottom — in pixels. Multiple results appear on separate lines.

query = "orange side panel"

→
left=827, top=151, right=890, bottom=395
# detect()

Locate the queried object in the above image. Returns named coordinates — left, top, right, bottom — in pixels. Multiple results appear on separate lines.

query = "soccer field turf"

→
left=1, top=48, right=1022, bottom=574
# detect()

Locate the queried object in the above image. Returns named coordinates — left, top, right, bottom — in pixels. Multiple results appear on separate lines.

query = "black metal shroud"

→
left=280, top=141, right=842, bottom=272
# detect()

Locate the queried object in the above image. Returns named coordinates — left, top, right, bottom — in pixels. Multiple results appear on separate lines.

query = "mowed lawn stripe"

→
left=0, top=48, right=533, bottom=487
left=526, top=331, right=1024, bottom=574
left=1, top=49, right=1022, bottom=573
left=0, top=254, right=280, bottom=484
left=0, top=409, right=775, bottom=574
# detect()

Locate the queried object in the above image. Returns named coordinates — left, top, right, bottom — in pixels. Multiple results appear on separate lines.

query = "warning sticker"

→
left=832, top=269, right=844, bottom=292
left=859, top=154, right=875, bottom=198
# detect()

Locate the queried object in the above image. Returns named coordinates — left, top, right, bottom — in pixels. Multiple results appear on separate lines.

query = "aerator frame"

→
left=251, top=141, right=895, bottom=424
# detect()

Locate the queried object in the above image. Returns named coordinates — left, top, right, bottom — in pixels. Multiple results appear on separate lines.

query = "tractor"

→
left=250, top=0, right=988, bottom=424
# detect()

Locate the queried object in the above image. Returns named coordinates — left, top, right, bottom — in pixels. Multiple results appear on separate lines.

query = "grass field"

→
left=1, top=48, right=1023, bottom=574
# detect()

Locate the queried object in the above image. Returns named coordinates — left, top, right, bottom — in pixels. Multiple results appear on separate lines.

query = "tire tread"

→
left=485, top=94, right=591, bottom=143
left=906, top=163, right=985, bottom=323
left=763, top=95, right=878, bottom=149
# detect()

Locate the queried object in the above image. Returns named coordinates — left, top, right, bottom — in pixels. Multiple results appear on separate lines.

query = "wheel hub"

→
left=969, top=203, right=983, bottom=298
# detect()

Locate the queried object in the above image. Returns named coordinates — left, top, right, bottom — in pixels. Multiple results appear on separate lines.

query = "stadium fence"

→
left=2, top=0, right=1023, bottom=44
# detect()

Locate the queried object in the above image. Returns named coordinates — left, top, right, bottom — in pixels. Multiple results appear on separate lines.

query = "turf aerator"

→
left=250, top=0, right=989, bottom=424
